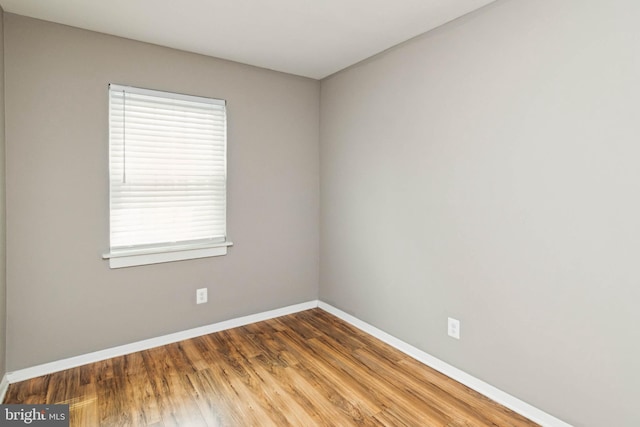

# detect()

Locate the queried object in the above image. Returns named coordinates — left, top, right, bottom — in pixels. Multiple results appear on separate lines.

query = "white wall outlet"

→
left=448, top=317, right=460, bottom=339
left=196, top=288, right=208, bottom=304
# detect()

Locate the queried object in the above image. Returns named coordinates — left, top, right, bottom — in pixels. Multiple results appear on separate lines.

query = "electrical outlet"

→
left=196, top=288, right=208, bottom=304
left=448, top=317, right=460, bottom=339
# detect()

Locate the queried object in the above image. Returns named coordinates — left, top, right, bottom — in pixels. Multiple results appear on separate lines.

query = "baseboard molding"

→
left=0, top=374, right=9, bottom=403
left=318, top=301, right=572, bottom=427
left=5, top=299, right=571, bottom=426
left=6, top=300, right=319, bottom=384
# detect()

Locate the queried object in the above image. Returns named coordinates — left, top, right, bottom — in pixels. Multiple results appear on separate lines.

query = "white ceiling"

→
left=0, top=0, right=496, bottom=79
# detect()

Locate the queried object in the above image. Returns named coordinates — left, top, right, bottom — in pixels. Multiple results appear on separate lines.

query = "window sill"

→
left=103, top=241, right=233, bottom=268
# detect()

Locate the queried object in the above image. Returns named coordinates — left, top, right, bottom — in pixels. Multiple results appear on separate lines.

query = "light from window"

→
left=105, top=84, right=231, bottom=268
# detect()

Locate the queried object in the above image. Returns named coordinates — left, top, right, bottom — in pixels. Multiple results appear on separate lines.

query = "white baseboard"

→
left=0, top=373, right=9, bottom=403
left=317, top=301, right=572, bottom=427
left=6, top=300, right=319, bottom=384
left=4, top=299, right=571, bottom=427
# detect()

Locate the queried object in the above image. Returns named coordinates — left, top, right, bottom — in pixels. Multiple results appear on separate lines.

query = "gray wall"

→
left=0, top=6, right=6, bottom=379
left=4, top=14, right=319, bottom=371
left=320, top=1, right=640, bottom=426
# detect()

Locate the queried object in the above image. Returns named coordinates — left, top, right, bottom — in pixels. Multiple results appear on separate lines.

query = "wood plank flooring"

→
left=4, top=308, right=539, bottom=426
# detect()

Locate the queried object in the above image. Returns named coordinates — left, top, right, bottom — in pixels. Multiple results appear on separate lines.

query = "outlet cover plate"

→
left=196, top=288, right=208, bottom=304
left=448, top=317, right=460, bottom=339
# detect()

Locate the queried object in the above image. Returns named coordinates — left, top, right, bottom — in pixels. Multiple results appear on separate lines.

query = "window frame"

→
left=103, top=84, right=232, bottom=268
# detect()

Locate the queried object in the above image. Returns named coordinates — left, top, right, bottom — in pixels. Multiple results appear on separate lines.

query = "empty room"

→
left=0, top=0, right=637, bottom=426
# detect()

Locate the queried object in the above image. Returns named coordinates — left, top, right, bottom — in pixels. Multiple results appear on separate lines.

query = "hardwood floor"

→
left=4, top=309, right=539, bottom=426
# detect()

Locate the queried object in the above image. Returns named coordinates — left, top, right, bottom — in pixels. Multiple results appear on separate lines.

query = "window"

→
left=104, top=84, right=231, bottom=268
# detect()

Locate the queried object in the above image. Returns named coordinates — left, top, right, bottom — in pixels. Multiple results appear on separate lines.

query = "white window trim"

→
left=103, top=241, right=233, bottom=268
left=104, top=84, right=231, bottom=268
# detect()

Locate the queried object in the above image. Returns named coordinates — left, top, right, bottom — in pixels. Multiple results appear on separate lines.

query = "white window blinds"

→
left=108, top=84, right=228, bottom=257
